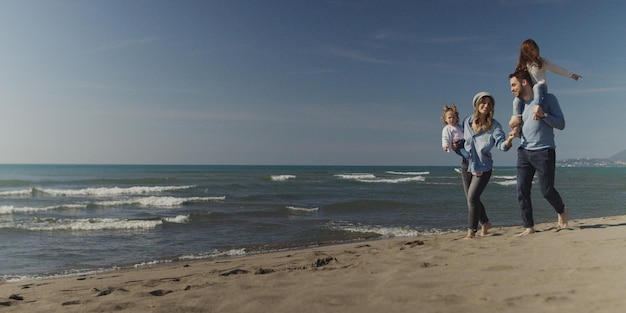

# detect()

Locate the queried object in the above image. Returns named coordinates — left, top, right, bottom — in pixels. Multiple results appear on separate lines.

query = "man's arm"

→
left=536, top=94, right=565, bottom=130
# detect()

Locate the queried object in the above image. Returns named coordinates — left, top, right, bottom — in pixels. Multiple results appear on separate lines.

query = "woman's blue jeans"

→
left=461, top=161, right=491, bottom=232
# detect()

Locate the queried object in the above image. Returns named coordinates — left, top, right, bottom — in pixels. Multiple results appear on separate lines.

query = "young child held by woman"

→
left=441, top=104, right=468, bottom=159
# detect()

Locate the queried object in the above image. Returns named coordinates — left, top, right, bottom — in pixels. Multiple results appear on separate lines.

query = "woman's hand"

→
left=505, top=131, right=516, bottom=150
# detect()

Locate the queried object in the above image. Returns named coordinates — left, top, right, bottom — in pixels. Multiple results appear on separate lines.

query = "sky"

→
left=0, top=0, right=625, bottom=166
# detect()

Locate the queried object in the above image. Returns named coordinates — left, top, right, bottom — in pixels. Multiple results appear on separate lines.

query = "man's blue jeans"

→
left=516, top=147, right=565, bottom=228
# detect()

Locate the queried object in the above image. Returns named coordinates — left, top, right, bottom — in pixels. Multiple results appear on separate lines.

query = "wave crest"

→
left=12, top=217, right=163, bottom=231
left=93, top=196, right=225, bottom=207
left=328, top=221, right=446, bottom=238
left=335, top=173, right=425, bottom=183
left=36, top=185, right=195, bottom=197
left=286, top=206, right=318, bottom=213
left=270, top=175, right=296, bottom=181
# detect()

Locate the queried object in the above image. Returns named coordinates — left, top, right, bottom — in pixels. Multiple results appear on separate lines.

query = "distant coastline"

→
left=557, top=158, right=626, bottom=167
left=557, top=149, right=626, bottom=167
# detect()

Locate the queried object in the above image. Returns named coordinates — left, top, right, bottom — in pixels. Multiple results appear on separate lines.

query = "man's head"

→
left=509, top=70, right=533, bottom=100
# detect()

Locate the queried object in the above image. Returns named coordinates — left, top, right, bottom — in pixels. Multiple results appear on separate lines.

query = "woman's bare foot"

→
left=464, top=230, right=476, bottom=239
left=480, top=221, right=492, bottom=236
left=558, top=208, right=569, bottom=229
left=515, top=227, right=535, bottom=236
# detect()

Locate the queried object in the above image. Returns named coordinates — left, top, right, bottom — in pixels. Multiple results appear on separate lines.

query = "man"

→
left=508, top=69, right=568, bottom=236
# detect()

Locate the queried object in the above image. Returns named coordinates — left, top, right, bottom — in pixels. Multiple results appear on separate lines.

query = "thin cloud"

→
left=324, top=46, right=394, bottom=64
left=558, top=86, right=626, bottom=94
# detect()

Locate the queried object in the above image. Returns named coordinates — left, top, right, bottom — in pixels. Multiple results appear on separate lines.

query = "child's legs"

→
left=530, top=83, right=547, bottom=106
left=510, top=97, right=523, bottom=129
left=512, top=97, right=523, bottom=116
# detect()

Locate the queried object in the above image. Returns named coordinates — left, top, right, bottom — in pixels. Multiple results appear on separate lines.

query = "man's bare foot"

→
left=480, top=221, right=492, bottom=236
left=464, top=230, right=476, bottom=239
left=558, top=208, right=569, bottom=229
left=516, top=228, right=535, bottom=236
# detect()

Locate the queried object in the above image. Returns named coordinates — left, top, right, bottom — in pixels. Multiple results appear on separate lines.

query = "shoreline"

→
left=2, top=215, right=626, bottom=312
left=0, top=233, right=391, bottom=285
left=1, top=230, right=443, bottom=284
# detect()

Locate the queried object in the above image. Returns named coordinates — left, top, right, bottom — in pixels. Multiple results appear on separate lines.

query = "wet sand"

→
left=2, top=215, right=625, bottom=312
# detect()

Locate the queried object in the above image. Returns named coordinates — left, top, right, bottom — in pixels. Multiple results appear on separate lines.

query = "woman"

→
left=460, top=92, right=514, bottom=238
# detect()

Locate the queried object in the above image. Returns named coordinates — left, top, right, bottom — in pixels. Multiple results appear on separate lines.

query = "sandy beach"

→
left=1, top=215, right=625, bottom=313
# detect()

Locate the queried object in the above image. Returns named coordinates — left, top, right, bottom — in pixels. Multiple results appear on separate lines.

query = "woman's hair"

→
left=441, top=104, right=459, bottom=124
left=515, top=39, right=543, bottom=71
left=472, top=97, right=494, bottom=133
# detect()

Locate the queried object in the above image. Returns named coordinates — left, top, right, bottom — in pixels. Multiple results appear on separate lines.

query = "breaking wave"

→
left=4, top=215, right=191, bottom=231
left=286, top=206, right=318, bottom=213
left=270, top=175, right=296, bottom=181
left=335, top=173, right=425, bottom=183
left=33, top=185, right=195, bottom=197
left=92, top=196, right=225, bottom=207
left=328, top=222, right=447, bottom=238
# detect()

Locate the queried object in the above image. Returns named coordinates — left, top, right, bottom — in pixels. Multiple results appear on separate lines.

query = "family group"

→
left=440, top=39, right=581, bottom=238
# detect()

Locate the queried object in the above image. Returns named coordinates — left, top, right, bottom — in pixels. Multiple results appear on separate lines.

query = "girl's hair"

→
left=515, top=39, right=543, bottom=71
left=441, top=104, right=459, bottom=124
left=472, top=98, right=494, bottom=133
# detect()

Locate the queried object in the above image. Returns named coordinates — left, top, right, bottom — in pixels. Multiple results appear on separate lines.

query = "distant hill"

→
left=609, top=149, right=626, bottom=162
left=557, top=149, right=626, bottom=167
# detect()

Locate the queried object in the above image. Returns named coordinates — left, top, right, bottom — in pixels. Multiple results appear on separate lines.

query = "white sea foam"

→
left=493, top=175, right=516, bottom=180
left=223, top=248, right=247, bottom=256
left=492, top=175, right=517, bottom=186
left=363, top=176, right=425, bottom=183
left=335, top=173, right=376, bottom=180
left=38, top=185, right=195, bottom=197
left=329, top=223, right=445, bottom=238
left=93, top=196, right=225, bottom=207
left=15, top=218, right=163, bottom=231
left=386, top=171, right=430, bottom=175
left=494, top=180, right=517, bottom=186
left=1, top=267, right=120, bottom=284
left=286, top=206, right=318, bottom=212
left=163, top=215, right=189, bottom=223
left=336, top=173, right=425, bottom=183
left=179, top=248, right=247, bottom=260
left=133, top=259, right=172, bottom=268
left=0, top=204, right=88, bottom=215
left=0, top=189, right=33, bottom=197
left=0, top=205, right=51, bottom=214
left=270, top=175, right=296, bottom=181
left=356, top=226, right=416, bottom=237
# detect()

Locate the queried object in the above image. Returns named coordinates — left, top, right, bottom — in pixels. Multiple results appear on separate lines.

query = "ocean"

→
left=1, top=164, right=624, bottom=282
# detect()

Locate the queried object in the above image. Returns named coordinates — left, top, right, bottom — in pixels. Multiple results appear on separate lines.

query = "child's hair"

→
left=516, top=39, right=543, bottom=71
left=441, top=104, right=459, bottom=124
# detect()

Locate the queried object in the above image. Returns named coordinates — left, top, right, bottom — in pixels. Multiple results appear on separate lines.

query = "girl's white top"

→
left=527, top=57, right=573, bottom=85
left=441, top=124, right=464, bottom=151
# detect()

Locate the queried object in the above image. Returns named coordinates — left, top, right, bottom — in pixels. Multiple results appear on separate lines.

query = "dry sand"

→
left=1, top=215, right=625, bottom=312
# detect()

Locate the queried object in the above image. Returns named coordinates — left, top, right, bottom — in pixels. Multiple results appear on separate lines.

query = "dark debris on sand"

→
left=312, top=256, right=337, bottom=268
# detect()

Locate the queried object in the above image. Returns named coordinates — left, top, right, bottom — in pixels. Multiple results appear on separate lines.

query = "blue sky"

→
left=0, top=0, right=624, bottom=165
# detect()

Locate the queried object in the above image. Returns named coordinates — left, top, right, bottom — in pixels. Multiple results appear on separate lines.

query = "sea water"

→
left=0, top=164, right=624, bottom=282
